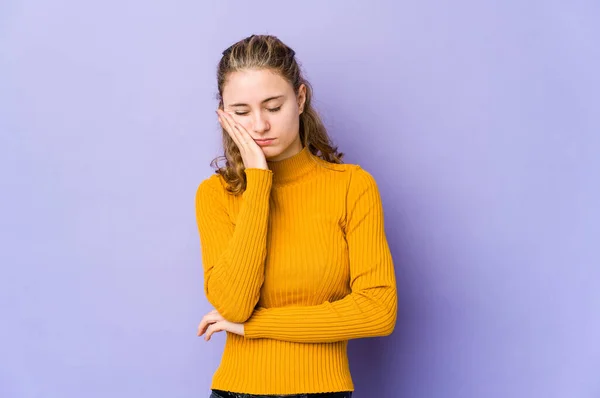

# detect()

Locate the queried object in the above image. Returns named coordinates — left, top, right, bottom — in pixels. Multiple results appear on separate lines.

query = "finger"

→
left=222, top=111, right=253, bottom=149
left=218, top=110, right=245, bottom=149
left=198, top=310, right=225, bottom=336
left=198, top=317, right=217, bottom=336
left=222, top=111, right=255, bottom=144
left=197, top=319, right=209, bottom=336
left=217, top=110, right=243, bottom=149
left=205, top=322, right=224, bottom=341
left=198, top=321, right=210, bottom=336
left=197, top=313, right=223, bottom=336
left=210, top=311, right=225, bottom=321
left=233, top=123, right=255, bottom=147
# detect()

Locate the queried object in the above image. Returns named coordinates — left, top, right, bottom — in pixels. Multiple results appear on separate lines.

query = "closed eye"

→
left=234, top=106, right=281, bottom=116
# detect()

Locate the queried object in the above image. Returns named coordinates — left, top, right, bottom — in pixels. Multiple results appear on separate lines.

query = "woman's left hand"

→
left=197, top=309, right=245, bottom=341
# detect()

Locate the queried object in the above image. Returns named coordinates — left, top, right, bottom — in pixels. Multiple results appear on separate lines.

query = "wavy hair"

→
left=210, top=34, right=344, bottom=195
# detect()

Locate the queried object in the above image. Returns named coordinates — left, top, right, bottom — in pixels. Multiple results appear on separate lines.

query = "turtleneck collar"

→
left=267, top=145, right=317, bottom=186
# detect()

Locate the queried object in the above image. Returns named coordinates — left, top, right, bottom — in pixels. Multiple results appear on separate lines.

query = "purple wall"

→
left=1, top=1, right=599, bottom=397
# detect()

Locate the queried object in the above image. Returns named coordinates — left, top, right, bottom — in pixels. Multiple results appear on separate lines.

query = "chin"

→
left=264, top=153, right=281, bottom=160
left=262, top=146, right=281, bottom=157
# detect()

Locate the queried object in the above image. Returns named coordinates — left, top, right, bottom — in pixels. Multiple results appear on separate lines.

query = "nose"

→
left=251, top=112, right=270, bottom=135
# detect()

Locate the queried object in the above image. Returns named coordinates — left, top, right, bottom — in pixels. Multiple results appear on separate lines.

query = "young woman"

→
left=195, top=34, right=397, bottom=398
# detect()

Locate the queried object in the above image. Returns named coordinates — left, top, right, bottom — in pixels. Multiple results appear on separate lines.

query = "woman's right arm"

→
left=195, top=169, right=272, bottom=323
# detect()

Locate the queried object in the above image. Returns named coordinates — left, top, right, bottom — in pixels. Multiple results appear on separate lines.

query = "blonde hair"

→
left=210, top=34, right=344, bottom=195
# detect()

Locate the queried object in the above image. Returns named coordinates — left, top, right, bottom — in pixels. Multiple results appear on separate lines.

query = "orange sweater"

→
left=195, top=146, right=397, bottom=395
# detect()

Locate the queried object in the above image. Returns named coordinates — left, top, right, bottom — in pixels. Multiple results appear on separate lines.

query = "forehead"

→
left=222, top=69, right=292, bottom=104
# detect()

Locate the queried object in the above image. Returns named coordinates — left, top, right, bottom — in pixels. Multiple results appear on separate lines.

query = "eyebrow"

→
left=228, top=95, right=284, bottom=107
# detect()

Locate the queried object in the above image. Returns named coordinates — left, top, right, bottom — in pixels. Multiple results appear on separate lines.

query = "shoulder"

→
left=313, top=157, right=378, bottom=189
left=347, top=165, right=380, bottom=201
left=311, top=157, right=381, bottom=205
left=311, top=156, right=366, bottom=180
left=311, top=154, right=371, bottom=174
left=195, top=173, right=229, bottom=205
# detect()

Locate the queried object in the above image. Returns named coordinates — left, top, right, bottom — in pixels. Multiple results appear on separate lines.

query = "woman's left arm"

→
left=243, top=167, right=398, bottom=343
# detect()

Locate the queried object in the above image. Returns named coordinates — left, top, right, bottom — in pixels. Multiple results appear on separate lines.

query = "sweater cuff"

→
left=243, top=308, right=267, bottom=339
left=244, top=168, right=273, bottom=197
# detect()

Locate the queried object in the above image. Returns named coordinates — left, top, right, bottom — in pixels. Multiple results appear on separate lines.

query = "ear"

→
left=297, top=84, right=307, bottom=114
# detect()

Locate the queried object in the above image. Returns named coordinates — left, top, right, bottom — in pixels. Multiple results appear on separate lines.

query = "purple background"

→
left=1, top=1, right=599, bottom=397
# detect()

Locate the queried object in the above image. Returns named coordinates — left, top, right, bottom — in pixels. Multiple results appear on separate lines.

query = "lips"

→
left=255, top=138, right=275, bottom=147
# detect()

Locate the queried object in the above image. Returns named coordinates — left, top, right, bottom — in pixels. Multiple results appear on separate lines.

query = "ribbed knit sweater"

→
left=194, top=145, right=397, bottom=395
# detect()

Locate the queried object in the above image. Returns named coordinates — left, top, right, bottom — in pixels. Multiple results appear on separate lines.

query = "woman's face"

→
left=221, top=68, right=306, bottom=161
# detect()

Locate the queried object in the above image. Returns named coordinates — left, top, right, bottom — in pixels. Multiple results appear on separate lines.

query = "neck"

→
left=266, top=145, right=317, bottom=186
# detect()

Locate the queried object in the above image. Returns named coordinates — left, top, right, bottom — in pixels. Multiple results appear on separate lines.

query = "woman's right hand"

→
left=217, top=109, right=268, bottom=170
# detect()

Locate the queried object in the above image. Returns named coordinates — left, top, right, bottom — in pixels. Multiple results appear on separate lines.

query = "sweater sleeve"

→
left=243, top=166, right=397, bottom=343
left=195, top=168, right=273, bottom=323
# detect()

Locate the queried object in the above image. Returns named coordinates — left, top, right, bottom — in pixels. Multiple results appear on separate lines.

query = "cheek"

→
left=278, top=109, right=299, bottom=129
left=240, top=119, right=254, bottom=131
left=229, top=115, right=252, bottom=131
